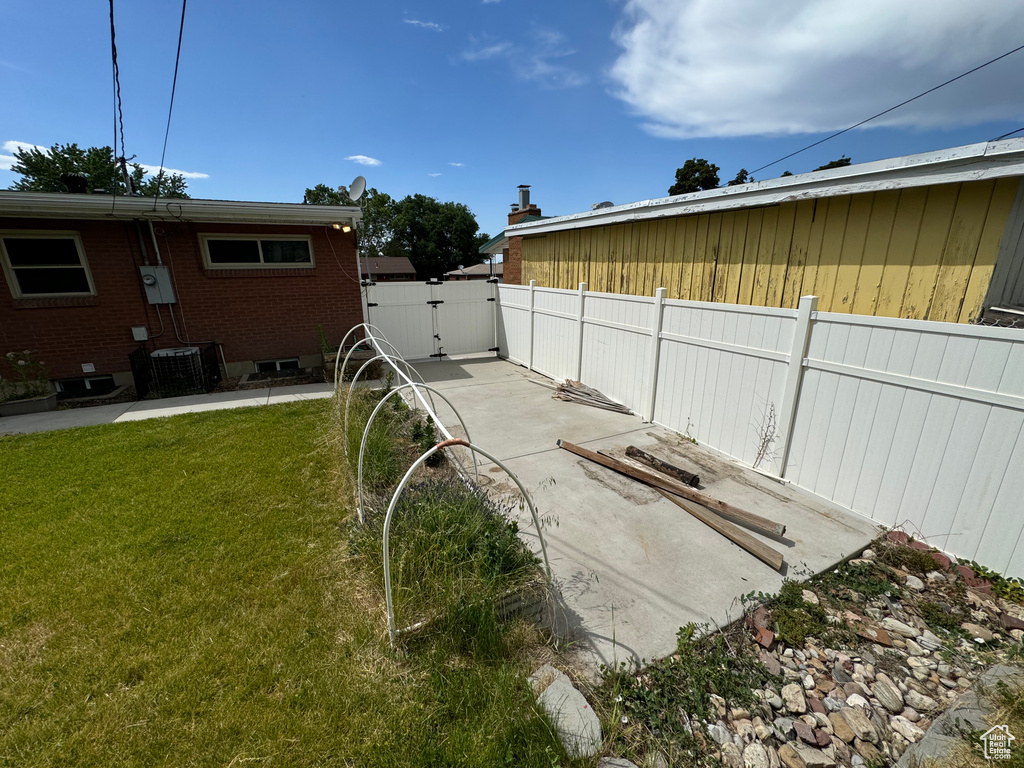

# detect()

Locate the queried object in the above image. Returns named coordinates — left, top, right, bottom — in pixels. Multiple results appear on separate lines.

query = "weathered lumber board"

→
left=625, top=445, right=700, bottom=487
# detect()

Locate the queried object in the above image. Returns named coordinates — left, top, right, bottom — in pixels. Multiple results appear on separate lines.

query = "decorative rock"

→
left=961, top=623, right=994, bottom=642
left=782, top=684, right=807, bottom=714
left=744, top=742, right=772, bottom=768
left=872, top=673, right=904, bottom=713
left=904, top=689, right=938, bottom=711
left=880, top=617, right=919, bottom=637
left=802, top=590, right=820, bottom=605
left=768, top=694, right=784, bottom=711
left=829, top=712, right=855, bottom=743
left=761, top=651, right=782, bottom=677
left=709, top=722, right=733, bottom=746
left=904, top=574, right=925, bottom=591
left=905, top=638, right=928, bottom=657
left=1011, top=629, right=1023, bottom=643
left=599, top=759, right=640, bottom=768
left=779, top=741, right=837, bottom=768
left=808, top=697, right=826, bottom=716
left=755, top=722, right=775, bottom=742
left=732, top=707, right=752, bottom=721
left=854, top=739, right=882, bottom=763
left=890, top=715, right=925, bottom=743
left=862, top=548, right=875, bottom=559
left=845, top=694, right=870, bottom=709
left=840, top=708, right=878, bottom=744
left=802, top=674, right=816, bottom=691
left=823, top=697, right=845, bottom=713
left=817, top=678, right=836, bottom=693
left=535, top=672, right=602, bottom=757
left=813, top=729, right=831, bottom=748
left=735, top=719, right=756, bottom=742
left=794, top=721, right=817, bottom=745
left=900, top=706, right=921, bottom=722
left=722, top=742, right=745, bottom=768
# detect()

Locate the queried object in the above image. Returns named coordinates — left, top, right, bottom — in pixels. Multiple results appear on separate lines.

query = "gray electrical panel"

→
left=139, top=265, right=177, bottom=304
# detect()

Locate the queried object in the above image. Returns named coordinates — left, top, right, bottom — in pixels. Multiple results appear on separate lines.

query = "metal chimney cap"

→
left=517, top=184, right=531, bottom=189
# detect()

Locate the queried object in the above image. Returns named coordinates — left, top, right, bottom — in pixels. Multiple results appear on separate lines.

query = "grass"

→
left=0, top=399, right=577, bottom=767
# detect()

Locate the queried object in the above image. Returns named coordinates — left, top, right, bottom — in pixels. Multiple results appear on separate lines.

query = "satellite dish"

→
left=349, top=175, right=366, bottom=203
left=591, top=201, right=614, bottom=210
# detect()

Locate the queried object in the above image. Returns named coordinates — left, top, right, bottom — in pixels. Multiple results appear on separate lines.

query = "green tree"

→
left=669, top=158, right=720, bottom=195
left=727, top=168, right=752, bottom=186
left=9, top=143, right=189, bottom=198
left=303, top=183, right=355, bottom=206
left=813, top=156, right=852, bottom=171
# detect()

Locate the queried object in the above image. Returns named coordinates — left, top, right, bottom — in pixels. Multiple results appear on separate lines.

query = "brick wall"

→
left=0, top=217, right=363, bottom=381
left=503, top=204, right=540, bottom=286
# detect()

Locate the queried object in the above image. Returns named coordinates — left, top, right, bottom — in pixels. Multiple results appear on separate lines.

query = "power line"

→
left=991, top=125, right=1024, bottom=141
left=154, top=0, right=188, bottom=208
left=749, top=42, right=1024, bottom=177
left=108, top=0, right=129, bottom=202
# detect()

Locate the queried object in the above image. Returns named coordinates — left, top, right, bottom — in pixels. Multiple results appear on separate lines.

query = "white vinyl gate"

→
left=362, top=280, right=499, bottom=360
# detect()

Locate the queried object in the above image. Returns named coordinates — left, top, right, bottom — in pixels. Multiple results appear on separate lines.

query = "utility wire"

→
left=749, top=42, right=1024, bottom=177
left=154, top=0, right=188, bottom=208
left=108, top=0, right=129, bottom=207
left=991, top=125, right=1024, bottom=141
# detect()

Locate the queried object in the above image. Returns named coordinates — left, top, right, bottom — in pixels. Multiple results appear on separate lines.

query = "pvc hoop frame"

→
left=343, top=354, right=436, bottom=454
left=383, top=438, right=552, bottom=649
left=335, top=325, right=405, bottom=396
left=357, top=382, right=479, bottom=523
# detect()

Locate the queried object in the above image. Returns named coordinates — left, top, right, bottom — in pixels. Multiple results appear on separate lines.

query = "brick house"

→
left=0, top=191, right=363, bottom=393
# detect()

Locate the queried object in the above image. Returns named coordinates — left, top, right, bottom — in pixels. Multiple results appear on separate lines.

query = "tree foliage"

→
left=302, top=184, right=483, bottom=278
left=669, top=158, right=720, bottom=196
left=8, top=143, right=189, bottom=198
left=814, top=156, right=852, bottom=171
left=727, top=168, right=752, bottom=186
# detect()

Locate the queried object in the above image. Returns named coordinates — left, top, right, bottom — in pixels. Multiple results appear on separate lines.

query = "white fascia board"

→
left=481, top=236, right=509, bottom=254
left=507, top=138, right=1024, bottom=237
left=0, top=192, right=362, bottom=226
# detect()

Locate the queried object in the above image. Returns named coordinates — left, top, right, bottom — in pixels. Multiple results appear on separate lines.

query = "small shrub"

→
left=919, top=600, right=967, bottom=633
left=877, top=542, right=939, bottom=575
left=1, top=350, right=50, bottom=401
left=772, top=580, right=830, bottom=647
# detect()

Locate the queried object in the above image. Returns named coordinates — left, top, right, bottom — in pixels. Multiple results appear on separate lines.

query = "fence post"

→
left=776, top=295, right=818, bottom=478
left=527, top=279, right=536, bottom=372
left=574, top=282, right=587, bottom=381
left=644, top=288, right=667, bottom=423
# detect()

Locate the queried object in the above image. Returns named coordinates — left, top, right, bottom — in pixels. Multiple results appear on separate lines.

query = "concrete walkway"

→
left=0, top=382, right=334, bottom=436
left=413, top=355, right=880, bottom=675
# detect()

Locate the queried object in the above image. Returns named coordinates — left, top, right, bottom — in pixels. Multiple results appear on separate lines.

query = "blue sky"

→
left=2, top=0, right=1023, bottom=240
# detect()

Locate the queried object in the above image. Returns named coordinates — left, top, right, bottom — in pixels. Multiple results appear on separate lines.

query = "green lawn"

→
left=0, top=401, right=572, bottom=767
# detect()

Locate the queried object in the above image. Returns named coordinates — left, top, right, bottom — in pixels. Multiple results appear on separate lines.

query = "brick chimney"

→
left=504, top=185, right=540, bottom=285
left=508, top=185, right=541, bottom=225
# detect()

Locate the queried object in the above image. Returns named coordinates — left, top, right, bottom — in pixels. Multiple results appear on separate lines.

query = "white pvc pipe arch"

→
left=382, top=438, right=553, bottom=649
left=343, top=353, right=437, bottom=454
left=356, top=382, right=479, bottom=523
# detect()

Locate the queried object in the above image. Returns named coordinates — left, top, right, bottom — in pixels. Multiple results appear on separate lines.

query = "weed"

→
left=818, top=561, right=893, bottom=600
left=959, top=560, right=1024, bottom=605
left=919, top=600, right=968, bottom=633
left=877, top=542, right=940, bottom=575
left=772, top=581, right=830, bottom=647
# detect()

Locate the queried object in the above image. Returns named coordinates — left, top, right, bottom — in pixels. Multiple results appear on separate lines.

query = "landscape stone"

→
left=722, top=742, right=745, bottom=768
left=802, top=590, right=820, bottom=605
left=905, top=638, right=927, bottom=656
left=890, top=715, right=925, bottom=743
left=828, top=712, right=855, bottom=743
left=813, top=729, right=831, bottom=748
left=599, top=759, right=640, bottom=768
left=904, top=575, right=925, bottom=591
left=709, top=722, right=734, bottom=746
left=535, top=675, right=602, bottom=758
left=880, top=618, right=919, bottom=638
left=840, top=707, right=878, bottom=743
left=744, top=742, right=771, bottom=768
left=794, top=721, right=817, bottom=745
left=872, top=673, right=905, bottom=713
left=904, top=689, right=938, bottom=711
left=854, top=738, right=882, bottom=763
left=961, top=622, right=994, bottom=642
left=844, top=694, right=870, bottom=709
left=782, top=684, right=807, bottom=714
left=917, top=630, right=942, bottom=650
left=761, top=651, right=782, bottom=677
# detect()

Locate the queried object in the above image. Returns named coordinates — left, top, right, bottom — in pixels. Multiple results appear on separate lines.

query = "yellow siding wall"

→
left=521, top=179, right=1019, bottom=322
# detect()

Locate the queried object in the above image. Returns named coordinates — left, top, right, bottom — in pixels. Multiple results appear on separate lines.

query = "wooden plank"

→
left=900, top=183, right=960, bottom=320
left=782, top=200, right=814, bottom=308
left=802, top=198, right=829, bottom=303
left=658, top=491, right=785, bottom=571
left=876, top=187, right=928, bottom=318
left=557, top=439, right=786, bottom=536
left=853, top=189, right=900, bottom=317
left=959, top=177, right=1020, bottom=323
left=738, top=208, right=764, bottom=306
left=930, top=179, right=995, bottom=322
left=625, top=445, right=700, bottom=486
left=815, top=195, right=851, bottom=312
left=679, top=215, right=698, bottom=300
left=833, top=192, right=873, bottom=313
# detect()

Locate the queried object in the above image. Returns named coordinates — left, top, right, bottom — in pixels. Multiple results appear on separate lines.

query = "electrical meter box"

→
left=139, top=265, right=177, bottom=304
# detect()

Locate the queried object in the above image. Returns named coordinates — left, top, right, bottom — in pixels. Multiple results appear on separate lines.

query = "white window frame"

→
left=0, top=230, right=96, bottom=298
left=200, top=234, right=315, bottom=270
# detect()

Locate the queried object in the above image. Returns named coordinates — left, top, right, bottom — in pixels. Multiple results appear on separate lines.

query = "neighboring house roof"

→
left=362, top=257, right=416, bottom=275
left=446, top=262, right=503, bottom=277
left=0, top=190, right=361, bottom=227
left=478, top=232, right=508, bottom=255
left=506, top=138, right=1024, bottom=236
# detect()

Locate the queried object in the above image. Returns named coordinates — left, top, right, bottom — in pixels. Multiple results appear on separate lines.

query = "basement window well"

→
left=255, top=358, right=300, bottom=373
left=0, top=232, right=95, bottom=297
left=201, top=235, right=314, bottom=269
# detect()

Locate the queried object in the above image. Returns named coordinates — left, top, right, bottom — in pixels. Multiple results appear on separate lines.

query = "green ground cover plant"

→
left=0, top=399, right=576, bottom=767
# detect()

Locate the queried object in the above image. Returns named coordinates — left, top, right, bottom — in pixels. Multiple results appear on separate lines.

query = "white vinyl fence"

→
left=498, top=281, right=1024, bottom=577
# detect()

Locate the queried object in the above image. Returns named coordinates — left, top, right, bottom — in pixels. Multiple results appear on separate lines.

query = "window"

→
left=0, top=232, right=95, bottom=297
left=201, top=235, right=314, bottom=269
left=255, top=358, right=300, bottom=373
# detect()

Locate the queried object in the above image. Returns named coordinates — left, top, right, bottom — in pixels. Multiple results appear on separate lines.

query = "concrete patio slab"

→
left=420, top=355, right=880, bottom=676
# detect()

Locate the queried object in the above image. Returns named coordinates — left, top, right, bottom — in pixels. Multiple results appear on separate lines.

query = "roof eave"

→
left=0, top=191, right=362, bottom=226
left=506, top=138, right=1024, bottom=237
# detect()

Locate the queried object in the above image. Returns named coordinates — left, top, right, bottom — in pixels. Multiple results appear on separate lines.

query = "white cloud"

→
left=448, top=162, right=464, bottom=167
left=610, top=0, right=1024, bottom=138
left=138, top=164, right=209, bottom=180
left=462, top=41, right=512, bottom=61
left=404, top=18, right=444, bottom=32
left=461, top=29, right=587, bottom=89
left=428, top=172, right=443, bottom=177
left=0, top=140, right=208, bottom=178
left=346, top=154, right=382, bottom=166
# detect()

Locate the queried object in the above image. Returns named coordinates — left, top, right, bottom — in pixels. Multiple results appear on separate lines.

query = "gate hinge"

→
left=486, top=297, right=496, bottom=302
left=488, top=347, right=500, bottom=353
left=427, top=300, right=444, bottom=306
left=367, top=302, right=378, bottom=307
left=429, top=352, right=448, bottom=359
